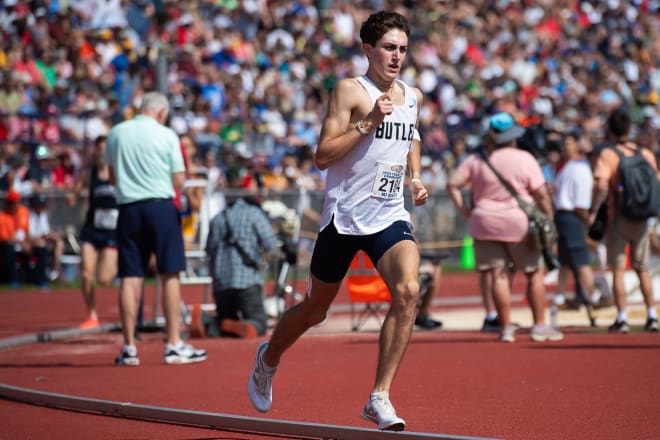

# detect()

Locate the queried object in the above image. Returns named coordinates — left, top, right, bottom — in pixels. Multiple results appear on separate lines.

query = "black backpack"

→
left=612, top=145, right=660, bottom=220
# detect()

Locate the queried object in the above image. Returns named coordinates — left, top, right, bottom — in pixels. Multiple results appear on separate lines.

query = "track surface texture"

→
left=1, top=273, right=659, bottom=440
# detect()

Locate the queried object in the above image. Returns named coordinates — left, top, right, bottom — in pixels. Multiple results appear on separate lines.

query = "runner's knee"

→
left=299, top=300, right=329, bottom=327
left=391, top=279, right=420, bottom=309
left=306, top=308, right=328, bottom=327
left=81, top=269, right=95, bottom=285
left=97, top=273, right=115, bottom=286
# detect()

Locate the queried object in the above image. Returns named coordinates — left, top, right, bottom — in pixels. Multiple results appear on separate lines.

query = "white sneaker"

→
left=248, top=341, right=276, bottom=412
left=499, top=325, right=516, bottom=343
left=164, top=342, right=207, bottom=364
left=552, top=294, right=567, bottom=306
left=115, top=345, right=139, bottom=366
left=361, top=392, right=405, bottom=431
left=530, top=325, right=564, bottom=342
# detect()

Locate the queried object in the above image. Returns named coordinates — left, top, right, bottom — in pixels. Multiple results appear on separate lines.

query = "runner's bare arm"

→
left=446, top=169, right=471, bottom=218
left=407, top=88, right=427, bottom=206
left=315, top=79, right=391, bottom=170
left=406, top=88, right=424, bottom=180
left=67, top=166, right=90, bottom=207
left=408, top=140, right=428, bottom=206
left=315, top=79, right=366, bottom=170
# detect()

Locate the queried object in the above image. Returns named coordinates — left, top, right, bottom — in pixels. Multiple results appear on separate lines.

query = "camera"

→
left=516, top=119, right=563, bottom=166
left=280, top=237, right=298, bottom=265
left=517, top=122, right=548, bottom=165
left=542, top=246, right=560, bottom=271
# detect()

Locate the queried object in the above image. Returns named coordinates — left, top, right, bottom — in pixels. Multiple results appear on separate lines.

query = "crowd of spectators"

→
left=0, top=0, right=658, bottom=212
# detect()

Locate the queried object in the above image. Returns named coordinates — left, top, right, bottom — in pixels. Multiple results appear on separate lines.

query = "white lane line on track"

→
left=0, top=384, right=501, bottom=440
left=0, top=323, right=121, bottom=350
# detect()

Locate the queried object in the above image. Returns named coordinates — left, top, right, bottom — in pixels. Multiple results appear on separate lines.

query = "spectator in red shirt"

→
left=52, top=148, right=77, bottom=190
left=34, top=105, right=62, bottom=145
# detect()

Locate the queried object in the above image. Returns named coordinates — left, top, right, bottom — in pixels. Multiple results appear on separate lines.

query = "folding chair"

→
left=346, top=251, right=391, bottom=331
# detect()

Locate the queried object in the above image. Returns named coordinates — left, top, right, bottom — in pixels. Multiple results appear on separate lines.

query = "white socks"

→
left=616, top=310, right=628, bottom=323
left=616, top=308, right=658, bottom=322
left=553, top=294, right=566, bottom=305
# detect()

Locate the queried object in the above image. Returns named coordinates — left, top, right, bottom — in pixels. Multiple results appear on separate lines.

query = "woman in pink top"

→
left=447, top=112, right=563, bottom=343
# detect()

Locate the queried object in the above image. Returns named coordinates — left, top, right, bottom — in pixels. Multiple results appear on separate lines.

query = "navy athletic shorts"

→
left=80, top=225, right=117, bottom=249
left=555, top=210, right=591, bottom=268
left=309, top=219, right=416, bottom=283
left=117, top=199, right=186, bottom=277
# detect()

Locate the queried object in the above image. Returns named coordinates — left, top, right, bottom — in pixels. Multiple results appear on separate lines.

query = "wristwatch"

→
left=356, top=119, right=369, bottom=135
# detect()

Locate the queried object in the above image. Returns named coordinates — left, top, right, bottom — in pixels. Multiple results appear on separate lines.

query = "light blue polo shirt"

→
left=104, top=115, right=184, bottom=205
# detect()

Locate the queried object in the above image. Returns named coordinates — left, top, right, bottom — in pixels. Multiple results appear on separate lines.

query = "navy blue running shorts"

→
left=310, top=219, right=416, bottom=283
left=80, top=224, right=117, bottom=250
left=555, top=210, right=591, bottom=268
left=117, top=199, right=186, bottom=277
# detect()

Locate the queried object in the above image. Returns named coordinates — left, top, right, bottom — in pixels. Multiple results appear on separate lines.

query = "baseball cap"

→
left=35, top=145, right=52, bottom=160
left=489, top=112, right=525, bottom=145
left=6, top=190, right=20, bottom=203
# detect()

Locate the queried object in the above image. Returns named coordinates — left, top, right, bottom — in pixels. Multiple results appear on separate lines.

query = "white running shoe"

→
left=164, top=342, right=207, bottom=364
left=48, top=270, right=60, bottom=282
left=248, top=341, right=275, bottom=412
left=361, top=393, right=405, bottom=431
left=499, top=325, right=516, bottom=343
left=530, top=325, right=564, bottom=342
left=115, top=345, right=139, bottom=366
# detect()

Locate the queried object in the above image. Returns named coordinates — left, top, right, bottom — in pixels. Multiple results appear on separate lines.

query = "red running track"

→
left=0, top=274, right=659, bottom=440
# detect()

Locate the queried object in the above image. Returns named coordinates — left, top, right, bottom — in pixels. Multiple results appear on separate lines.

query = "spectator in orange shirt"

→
left=0, top=200, right=16, bottom=286
left=0, top=190, right=29, bottom=287
left=0, top=208, right=14, bottom=242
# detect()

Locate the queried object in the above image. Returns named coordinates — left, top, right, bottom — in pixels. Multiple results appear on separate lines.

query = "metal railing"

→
left=1, top=187, right=470, bottom=267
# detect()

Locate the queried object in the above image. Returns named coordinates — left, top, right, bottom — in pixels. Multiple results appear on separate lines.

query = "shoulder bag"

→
left=479, top=152, right=559, bottom=270
left=223, top=209, right=260, bottom=269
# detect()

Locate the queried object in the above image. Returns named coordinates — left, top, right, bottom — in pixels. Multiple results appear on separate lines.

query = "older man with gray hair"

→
left=104, top=91, right=207, bottom=366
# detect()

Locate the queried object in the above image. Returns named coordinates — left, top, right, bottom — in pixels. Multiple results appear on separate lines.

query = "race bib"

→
left=371, top=162, right=405, bottom=199
left=93, top=208, right=118, bottom=230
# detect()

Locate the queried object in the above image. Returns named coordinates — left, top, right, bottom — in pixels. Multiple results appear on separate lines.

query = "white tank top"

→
left=320, top=75, right=418, bottom=235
